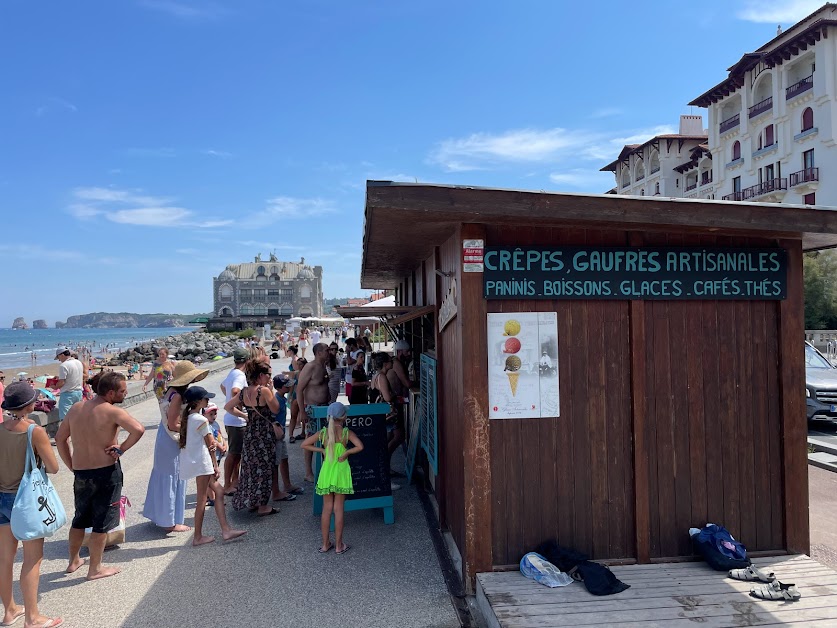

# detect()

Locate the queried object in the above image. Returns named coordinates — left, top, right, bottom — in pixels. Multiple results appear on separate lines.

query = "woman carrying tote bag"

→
left=0, top=381, right=64, bottom=628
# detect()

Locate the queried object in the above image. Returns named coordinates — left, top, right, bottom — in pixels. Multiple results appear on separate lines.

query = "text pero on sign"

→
left=483, top=246, right=787, bottom=300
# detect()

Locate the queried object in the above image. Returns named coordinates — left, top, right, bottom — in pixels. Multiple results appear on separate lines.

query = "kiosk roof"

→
left=362, top=181, right=837, bottom=288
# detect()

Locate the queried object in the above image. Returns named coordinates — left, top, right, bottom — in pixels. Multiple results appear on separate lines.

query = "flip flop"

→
left=0, top=610, right=25, bottom=627
left=336, top=543, right=351, bottom=555
left=289, top=487, right=304, bottom=495
left=749, top=580, right=801, bottom=601
left=29, top=619, right=63, bottom=628
left=729, top=565, right=775, bottom=583
left=318, top=544, right=333, bottom=554
left=257, top=508, right=279, bottom=517
left=274, top=494, right=297, bottom=502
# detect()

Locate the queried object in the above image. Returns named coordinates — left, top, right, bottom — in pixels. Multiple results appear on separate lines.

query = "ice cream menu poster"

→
left=487, top=312, right=560, bottom=420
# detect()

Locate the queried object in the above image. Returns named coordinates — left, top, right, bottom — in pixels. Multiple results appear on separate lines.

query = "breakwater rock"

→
left=12, top=317, right=27, bottom=330
left=113, top=331, right=243, bottom=365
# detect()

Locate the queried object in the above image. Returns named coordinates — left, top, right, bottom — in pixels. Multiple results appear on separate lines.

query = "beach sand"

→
left=1, top=356, right=136, bottom=381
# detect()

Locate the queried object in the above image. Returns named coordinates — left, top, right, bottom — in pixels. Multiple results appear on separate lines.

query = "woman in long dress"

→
left=143, top=360, right=208, bottom=532
left=225, top=356, right=281, bottom=516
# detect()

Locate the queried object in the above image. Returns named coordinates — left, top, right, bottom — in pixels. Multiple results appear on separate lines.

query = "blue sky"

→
left=0, top=0, right=823, bottom=324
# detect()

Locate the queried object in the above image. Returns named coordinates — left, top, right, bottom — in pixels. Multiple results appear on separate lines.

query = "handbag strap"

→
left=24, top=423, right=37, bottom=474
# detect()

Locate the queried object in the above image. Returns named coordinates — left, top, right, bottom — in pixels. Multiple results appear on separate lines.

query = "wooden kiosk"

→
left=358, top=180, right=837, bottom=593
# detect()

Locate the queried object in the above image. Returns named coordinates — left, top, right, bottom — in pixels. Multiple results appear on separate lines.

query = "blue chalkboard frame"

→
left=310, top=403, right=395, bottom=525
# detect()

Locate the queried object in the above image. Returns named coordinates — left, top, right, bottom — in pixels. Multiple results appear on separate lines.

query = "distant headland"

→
left=10, top=312, right=212, bottom=329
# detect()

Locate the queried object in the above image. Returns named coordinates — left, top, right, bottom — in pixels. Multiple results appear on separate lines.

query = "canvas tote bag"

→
left=10, top=424, right=67, bottom=541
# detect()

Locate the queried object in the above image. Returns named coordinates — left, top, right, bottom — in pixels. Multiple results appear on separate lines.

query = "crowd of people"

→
left=0, top=327, right=415, bottom=627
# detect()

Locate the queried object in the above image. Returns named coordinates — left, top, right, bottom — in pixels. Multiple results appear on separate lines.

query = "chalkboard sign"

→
left=311, top=403, right=394, bottom=523
left=484, top=246, right=787, bottom=300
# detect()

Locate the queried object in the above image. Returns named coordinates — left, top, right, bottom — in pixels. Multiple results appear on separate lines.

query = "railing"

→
left=786, top=75, right=814, bottom=100
left=650, top=165, right=660, bottom=174
left=722, top=178, right=788, bottom=201
left=635, top=174, right=645, bottom=181
left=748, top=96, right=773, bottom=119
left=685, top=182, right=698, bottom=191
left=790, top=167, right=819, bottom=186
left=700, top=173, right=713, bottom=185
left=719, top=113, right=740, bottom=133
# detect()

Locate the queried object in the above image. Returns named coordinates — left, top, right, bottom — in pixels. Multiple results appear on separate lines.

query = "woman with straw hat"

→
left=143, top=360, right=208, bottom=532
left=0, top=381, right=63, bottom=628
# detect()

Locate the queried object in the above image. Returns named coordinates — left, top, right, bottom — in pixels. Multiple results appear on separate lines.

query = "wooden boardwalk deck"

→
left=476, top=555, right=837, bottom=627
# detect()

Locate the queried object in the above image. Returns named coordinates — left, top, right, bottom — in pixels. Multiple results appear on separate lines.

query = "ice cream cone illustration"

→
left=507, top=372, right=520, bottom=396
left=504, top=355, right=522, bottom=396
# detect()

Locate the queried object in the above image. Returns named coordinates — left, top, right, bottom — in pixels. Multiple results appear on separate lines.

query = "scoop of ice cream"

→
left=504, top=355, right=522, bottom=372
left=503, top=319, right=521, bottom=336
left=503, top=337, right=521, bottom=354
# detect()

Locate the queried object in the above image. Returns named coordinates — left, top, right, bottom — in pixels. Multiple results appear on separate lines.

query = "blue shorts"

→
left=0, top=492, right=15, bottom=526
left=59, top=390, right=83, bottom=420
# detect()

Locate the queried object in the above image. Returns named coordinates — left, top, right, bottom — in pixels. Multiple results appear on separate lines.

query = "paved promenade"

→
left=11, top=354, right=459, bottom=628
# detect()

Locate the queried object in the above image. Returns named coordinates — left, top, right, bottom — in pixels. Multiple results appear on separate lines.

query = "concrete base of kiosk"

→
left=311, top=403, right=395, bottom=525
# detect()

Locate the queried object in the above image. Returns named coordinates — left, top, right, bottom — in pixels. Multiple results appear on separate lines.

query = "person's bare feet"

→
left=304, top=475, right=315, bottom=483
left=24, top=614, right=63, bottom=628
left=223, top=485, right=238, bottom=495
left=65, top=557, right=87, bottom=574
left=192, top=535, right=216, bottom=546
left=2, top=608, right=23, bottom=626
left=222, top=529, right=247, bottom=542
left=87, top=565, right=121, bottom=581
left=163, top=524, right=192, bottom=533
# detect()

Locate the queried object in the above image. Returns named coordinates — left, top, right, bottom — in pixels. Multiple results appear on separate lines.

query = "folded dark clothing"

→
left=535, top=540, right=630, bottom=596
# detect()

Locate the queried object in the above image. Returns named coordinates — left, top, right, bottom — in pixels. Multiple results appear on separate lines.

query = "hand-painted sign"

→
left=439, top=279, right=457, bottom=330
left=483, top=246, right=787, bottom=300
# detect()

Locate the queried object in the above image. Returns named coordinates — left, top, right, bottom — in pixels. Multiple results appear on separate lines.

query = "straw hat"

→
left=167, top=360, right=208, bottom=388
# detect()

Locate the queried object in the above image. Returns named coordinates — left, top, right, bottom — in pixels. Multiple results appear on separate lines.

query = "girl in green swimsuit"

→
left=301, top=402, right=363, bottom=554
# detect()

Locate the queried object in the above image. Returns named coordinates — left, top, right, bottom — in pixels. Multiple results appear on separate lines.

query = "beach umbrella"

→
left=35, top=375, right=48, bottom=384
left=36, top=388, right=56, bottom=401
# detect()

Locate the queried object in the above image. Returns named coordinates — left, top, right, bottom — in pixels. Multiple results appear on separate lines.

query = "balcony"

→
left=786, top=75, right=814, bottom=100
left=719, top=113, right=740, bottom=134
left=748, top=97, right=773, bottom=119
left=635, top=174, right=645, bottom=182
left=722, top=178, right=787, bottom=201
left=685, top=182, right=698, bottom=191
left=790, top=167, right=819, bottom=186
left=700, top=173, right=713, bottom=186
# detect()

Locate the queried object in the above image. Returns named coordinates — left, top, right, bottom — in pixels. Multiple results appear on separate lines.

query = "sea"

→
left=0, top=327, right=193, bottom=371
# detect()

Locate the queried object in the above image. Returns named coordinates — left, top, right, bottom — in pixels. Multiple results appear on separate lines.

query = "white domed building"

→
left=209, top=254, right=324, bottom=330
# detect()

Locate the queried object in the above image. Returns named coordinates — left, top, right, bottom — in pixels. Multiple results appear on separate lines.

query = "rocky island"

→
left=33, top=319, right=48, bottom=329
left=11, top=317, right=27, bottom=330
left=55, top=311, right=209, bottom=329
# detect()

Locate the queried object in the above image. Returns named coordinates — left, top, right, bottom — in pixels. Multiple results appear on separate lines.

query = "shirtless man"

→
left=297, top=343, right=330, bottom=483
left=386, top=340, right=414, bottom=478
left=55, top=372, right=145, bottom=580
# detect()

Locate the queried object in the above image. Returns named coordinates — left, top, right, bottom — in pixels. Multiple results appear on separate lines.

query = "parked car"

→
left=806, top=341, right=837, bottom=422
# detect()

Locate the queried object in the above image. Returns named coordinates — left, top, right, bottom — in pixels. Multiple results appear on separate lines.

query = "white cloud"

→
left=590, top=107, right=622, bottom=119
left=549, top=169, right=616, bottom=191
left=203, top=149, right=233, bottom=158
left=737, top=0, right=823, bottom=23
left=35, top=97, right=78, bottom=117
left=0, top=244, right=115, bottom=265
left=429, top=124, right=677, bottom=171
left=265, top=196, right=337, bottom=219
left=235, top=240, right=307, bottom=252
left=67, top=186, right=228, bottom=228
left=138, top=0, right=227, bottom=19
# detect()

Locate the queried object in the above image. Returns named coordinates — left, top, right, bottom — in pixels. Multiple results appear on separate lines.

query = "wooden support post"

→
left=778, top=239, right=809, bottom=555
left=459, top=222, right=492, bottom=592
left=629, top=232, right=651, bottom=563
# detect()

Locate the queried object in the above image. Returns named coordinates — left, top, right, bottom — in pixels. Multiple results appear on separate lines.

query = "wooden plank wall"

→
left=487, top=225, right=634, bottom=565
left=639, top=233, right=785, bottom=559
left=485, top=226, right=788, bottom=567
left=436, top=229, right=466, bottom=553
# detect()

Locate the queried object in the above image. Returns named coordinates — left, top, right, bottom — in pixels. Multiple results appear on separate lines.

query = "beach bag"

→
left=692, top=523, right=750, bottom=571
left=83, top=495, right=130, bottom=548
left=10, top=424, right=67, bottom=541
left=520, top=552, right=574, bottom=588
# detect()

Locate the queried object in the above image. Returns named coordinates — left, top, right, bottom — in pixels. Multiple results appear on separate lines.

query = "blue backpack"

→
left=692, top=524, right=750, bottom=571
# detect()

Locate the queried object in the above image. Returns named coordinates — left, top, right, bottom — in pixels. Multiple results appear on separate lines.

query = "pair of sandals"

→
left=728, top=565, right=801, bottom=601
